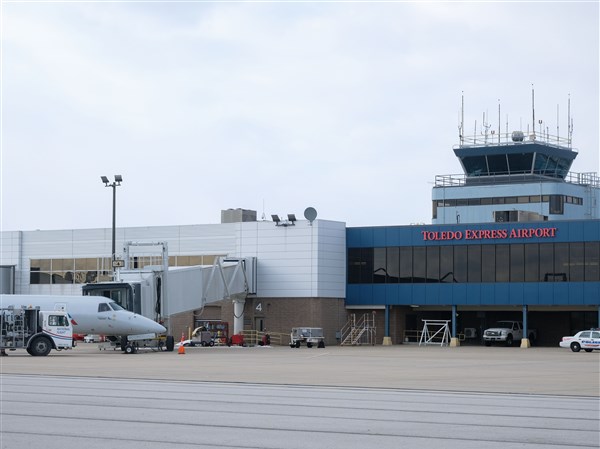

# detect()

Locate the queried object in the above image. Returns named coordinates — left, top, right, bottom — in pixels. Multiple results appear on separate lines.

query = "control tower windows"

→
left=462, top=156, right=487, bottom=176
left=507, top=153, right=534, bottom=173
left=487, top=154, right=509, bottom=175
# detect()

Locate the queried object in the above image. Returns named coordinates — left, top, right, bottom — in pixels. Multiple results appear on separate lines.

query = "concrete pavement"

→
left=1, top=343, right=598, bottom=396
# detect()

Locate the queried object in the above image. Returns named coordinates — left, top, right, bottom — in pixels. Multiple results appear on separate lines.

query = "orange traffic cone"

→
left=178, top=333, right=186, bottom=355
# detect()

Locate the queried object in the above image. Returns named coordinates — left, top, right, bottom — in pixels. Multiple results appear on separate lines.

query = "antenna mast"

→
left=460, top=92, right=464, bottom=146
left=531, top=84, right=536, bottom=140
left=568, top=94, right=573, bottom=147
left=497, top=99, right=501, bottom=144
left=556, top=104, right=560, bottom=145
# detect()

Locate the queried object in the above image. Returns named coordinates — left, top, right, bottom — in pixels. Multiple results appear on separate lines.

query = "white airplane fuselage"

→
left=0, top=294, right=166, bottom=337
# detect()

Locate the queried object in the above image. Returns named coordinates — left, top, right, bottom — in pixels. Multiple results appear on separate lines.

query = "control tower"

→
left=432, top=94, right=599, bottom=224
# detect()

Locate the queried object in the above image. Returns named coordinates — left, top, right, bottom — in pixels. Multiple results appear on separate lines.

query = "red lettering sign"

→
left=423, top=227, right=556, bottom=241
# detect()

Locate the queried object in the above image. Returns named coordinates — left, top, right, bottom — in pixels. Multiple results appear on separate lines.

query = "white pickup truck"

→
left=483, top=321, right=537, bottom=347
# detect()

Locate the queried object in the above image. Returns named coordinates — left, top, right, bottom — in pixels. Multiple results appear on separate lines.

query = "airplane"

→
left=0, top=294, right=167, bottom=352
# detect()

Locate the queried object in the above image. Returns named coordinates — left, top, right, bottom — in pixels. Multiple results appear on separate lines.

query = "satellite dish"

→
left=304, top=207, right=317, bottom=224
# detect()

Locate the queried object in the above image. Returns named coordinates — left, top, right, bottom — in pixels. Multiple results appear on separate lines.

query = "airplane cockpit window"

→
left=108, top=302, right=125, bottom=311
left=98, top=303, right=111, bottom=313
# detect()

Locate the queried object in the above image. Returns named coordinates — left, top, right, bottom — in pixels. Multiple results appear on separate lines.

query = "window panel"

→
left=386, top=247, right=399, bottom=283
left=507, top=153, right=533, bottom=173
left=481, top=245, right=496, bottom=282
left=373, top=248, right=387, bottom=284
left=347, top=248, right=362, bottom=284
left=540, top=243, right=554, bottom=281
left=524, top=244, right=539, bottom=282
left=189, top=256, right=203, bottom=266
left=413, top=247, right=426, bottom=283
left=487, top=154, right=509, bottom=174
left=584, top=242, right=600, bottom=281
left=554, top=243, right=569, bottom=281
left=75, top=258, right=97, bottom=271
left=53, top=259, right=74, bottom=271
left=399, top=247, right=413, bottom=283
left=177, top=256, right=190, bottom=266
left=569, top=243, right=584, bottom=282
left=30, top=268, right=41, bottom=284
left=496, top=245, right=510, bottom=282
left=360, top=248, right=374, bottom=284
left=549, top=195, right=564, bottom=214
left=467, top=245, right=481, bottom=283
left=453, top=246, right=468, bottom=283
left=440, top=246, right=454, bottom=283
left=427, top=246, right=440, bottom=283
left=510, top=244, right=524, bottom=282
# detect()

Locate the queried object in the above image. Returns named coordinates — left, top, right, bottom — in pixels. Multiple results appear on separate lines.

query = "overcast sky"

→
left=1, top=1, right=598, bottom=232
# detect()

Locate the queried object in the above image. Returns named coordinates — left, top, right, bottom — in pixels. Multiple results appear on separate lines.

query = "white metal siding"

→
left=2, top=219, right=346, bottom=300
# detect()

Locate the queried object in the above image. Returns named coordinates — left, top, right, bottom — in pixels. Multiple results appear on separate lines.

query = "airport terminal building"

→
left=1, top=129, right=599, bottom=346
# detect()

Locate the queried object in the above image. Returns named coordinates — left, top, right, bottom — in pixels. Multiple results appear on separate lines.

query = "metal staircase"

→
left=340, top=313, right=376, bottom=346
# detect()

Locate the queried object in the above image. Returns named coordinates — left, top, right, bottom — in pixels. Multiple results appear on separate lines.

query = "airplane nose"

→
left=151, top=320, right=167, bottom=334
left=132, top=314, right=166, bottom=334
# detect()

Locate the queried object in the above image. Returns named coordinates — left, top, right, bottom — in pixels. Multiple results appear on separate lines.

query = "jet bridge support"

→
left=199, top=257, right=250, bottom=336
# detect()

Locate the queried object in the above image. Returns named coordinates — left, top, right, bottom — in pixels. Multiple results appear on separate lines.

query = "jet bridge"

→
left=83, top=241, right=255, bottom=336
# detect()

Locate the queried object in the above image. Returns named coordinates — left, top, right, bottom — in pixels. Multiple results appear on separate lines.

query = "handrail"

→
left=341, top=313, right=376, bottom=345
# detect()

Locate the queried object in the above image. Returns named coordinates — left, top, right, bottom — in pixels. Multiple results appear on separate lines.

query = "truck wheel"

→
left=307, top=342, right=313, bottom=348
left=209, top=341, right=215, bottom=347
left=29, top=336, right=52, bottom=356
left=165, top=335, right=175, bottom=352
left=505, top=335, right=513, bottom=347
left=570, top=342, right=581, bottom=352
left=484, top=341, right=492, bottom=347
left=295, top=341, right=301, bottom=348
left=318, top=341, right=325, bottom=348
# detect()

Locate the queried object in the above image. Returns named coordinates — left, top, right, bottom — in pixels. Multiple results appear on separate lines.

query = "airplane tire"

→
left=124, top=345, right=135, bottom=354
left=29, top=336, right=52, bottom=356
left=165, top=335, right=175, bottom=352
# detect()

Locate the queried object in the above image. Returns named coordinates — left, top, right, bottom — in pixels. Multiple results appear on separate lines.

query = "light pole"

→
left=101, top=175, right=123, bottom=273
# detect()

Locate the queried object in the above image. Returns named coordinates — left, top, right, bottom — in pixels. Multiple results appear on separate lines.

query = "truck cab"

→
left=1, top=307, right=73, bottom=356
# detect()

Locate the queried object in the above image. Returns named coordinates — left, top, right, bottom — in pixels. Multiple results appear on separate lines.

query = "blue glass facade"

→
left=347, top=219, right=600, bottom=308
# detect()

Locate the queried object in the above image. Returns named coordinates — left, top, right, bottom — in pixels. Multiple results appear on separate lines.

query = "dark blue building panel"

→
left=346, top=220, right=600, bottom=308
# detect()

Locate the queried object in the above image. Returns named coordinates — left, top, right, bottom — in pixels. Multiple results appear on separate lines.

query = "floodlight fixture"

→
left=100, top=175, right=124, bottom=275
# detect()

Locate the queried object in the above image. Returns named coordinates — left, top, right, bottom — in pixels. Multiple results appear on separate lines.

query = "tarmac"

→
left=1, top=342, right=598, bottom=397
